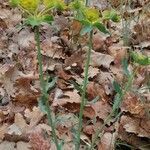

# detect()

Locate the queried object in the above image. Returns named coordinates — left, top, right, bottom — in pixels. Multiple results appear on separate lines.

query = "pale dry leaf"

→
left=92, top=101, right=112, bottom=120
left=0, top=124, right=8, bottom=141
left=41, top=38, right=64, bottom=59
left=16, top=142, right=31, bottom=150
left=98, top=132, right=115, bottom=150
left=14, top=113, right=28, bottom=133
left=92, top=32, right=107, bottom=51
left=82, top=66, right=99, bottom=78
left=7, top=124, right=22, bottom=135
left=29, top=130, right=50, bottom=150
left=121, top=92, right=146, bottom=117
left=52, top=90, right=80, bottom=106
left=90, top=51, right=114, bottom=69
left=16, top=29, right=34, bottom=49
left=120, top=115, right=150, bottom=138
left=0, top=141, right=15, bottom=150
left=24, top=107, right=44, bottom=128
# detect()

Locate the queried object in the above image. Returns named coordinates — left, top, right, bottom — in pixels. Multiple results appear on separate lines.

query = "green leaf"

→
left=93, top=22, right=109, bottom=34
left=25, top=17, right=41, bottom=27
left=41, top=15, right=54, bottom=24
left=45, top=76, right=57, bottom=93
left=112, top=94, right=121, bottom=114
left=113, top=81, right=122, bottom=95
left=38, top=96, right=47, bottom=114
left=122, top=58, right=130, bottom=77
left=25, top=15, right=53, bottom=27
left=9, top=0, right=19, bottom=7
left=80, top=24, right=93, bottom=35
left=103, top=10, right=120, bottom=22
left=131, top=51, right=150, bottom=66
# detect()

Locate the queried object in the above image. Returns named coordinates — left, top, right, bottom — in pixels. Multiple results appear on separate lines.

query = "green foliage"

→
left=102, top=9, right=121, bottom=22
left=25, top=15, right=53, bottom=27
left=9, top=0, right=19, bottom=7
left=131, top=51, right=150, bottom=66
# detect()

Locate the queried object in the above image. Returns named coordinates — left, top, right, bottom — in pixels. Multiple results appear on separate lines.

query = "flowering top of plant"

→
left=10, top=0, right=66, bottom=27
left=83, top=8, right=100, bottom=24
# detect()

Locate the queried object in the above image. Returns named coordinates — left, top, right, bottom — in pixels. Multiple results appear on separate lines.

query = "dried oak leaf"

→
left=24, top=107, right=44, bottom=128
left=29, top=130, right=50, bottom=150
left=82, top=66, right=99, bottom=79
left=0, top=124, right=8, bottom=141
left=90, top=50, right=114, bottom=69
left=41, top=38, right=64, bottom=59
left=0, top=141, right=15, bottom=150
left=14, top=76, right=40, bottom=107
left=121, top=92, right=147, bottom=117
left=0, top=64, right=21, bottom=98
left=108, top=45, right=127, bottom=67
left=16, top=141, right=31, bottom=150
left=120, top=115, right=150, bottom=138
left=91, top=101, right=112, bottom=120
left=87, top=82, right=109, bottom=101
left=52, top=90, right=80, bottom=107
left=98, top=132, right=115, bottom=150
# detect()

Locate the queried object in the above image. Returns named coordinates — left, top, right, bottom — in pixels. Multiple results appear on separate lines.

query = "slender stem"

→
left=89, top=69, right=135, bottom=150
left=34, top=26, right=60, bottom=150
left=75, top=30, right=93, bottom=150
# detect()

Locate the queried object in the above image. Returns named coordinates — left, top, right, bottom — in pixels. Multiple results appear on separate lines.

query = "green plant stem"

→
left=75, top=30, right=93, bottom=150
left=89, top=70, right=135, bottom=150
left=34, top=26, right=60, bottom=150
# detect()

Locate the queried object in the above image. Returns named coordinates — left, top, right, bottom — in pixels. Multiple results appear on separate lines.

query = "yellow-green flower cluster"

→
left=19, top=0, right=39, bottom=13
left=10, top=0, right=66, bottom=15
left=84, top=8, right=100, bottom=24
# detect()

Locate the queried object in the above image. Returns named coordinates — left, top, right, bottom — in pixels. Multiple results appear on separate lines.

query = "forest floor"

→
left=0, top=0, right=150, bottom=150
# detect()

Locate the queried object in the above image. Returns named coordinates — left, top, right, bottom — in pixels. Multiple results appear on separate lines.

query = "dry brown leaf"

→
left=14, top=113, right=28, bottom=133
left=41, top=38, right=64, bottom=59
left=24, top=107, right=44, bottom=128
left=98, top=132, right=115, bottom=150
left=0, top=124, right=8, bottom=141
left=87, top=82, right=109, bottom=101
left=121, top=92, right=146, bottom=117
left=82, top=66, right=99, bottom=79
left=52, top=90, right=80, bottom=107
left=29, top=130, right=50, bottom=150
left=120, top=115, right=150, bottom=138
left=92, top=33, right=107, bottom=52
left=16, top=141, right=31, bottom=150
left=92, top=101, right=112, bottom=120
left=0, top=141, right=15, bottom=150
left=108, top=45, right=127, bottom=67
left=90, top=51, right=114, bottom=69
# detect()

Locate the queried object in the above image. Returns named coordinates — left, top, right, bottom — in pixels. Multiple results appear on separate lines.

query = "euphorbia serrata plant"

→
left=10, top=0, right=67, bottom=149
left=70, top=1, right=120, bottom=149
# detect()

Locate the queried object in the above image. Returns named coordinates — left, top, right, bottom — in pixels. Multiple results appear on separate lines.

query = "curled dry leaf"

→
left=24, top=107, right=44, bottom=128
left=120, top=115, right=150, bottom=138
left=41, top=38, right=65, bottom=59
left=82, top=66, right=99, bottom=79
left=98, top=132, right=115, bottom=150
left=87, top=82, right=109, bottom=101
left=52, top=90, right=80, bottom=107
left=121, top=92, right=147, bottom=117
left=0, top=141, right=15, bottom=150
left=91, top=101, right=112, bottom=120
left=29, top=130, right=50, bottom=150
left=90, top=50, right=114, bottom=69
left=0, top=124, right=8, bottom=141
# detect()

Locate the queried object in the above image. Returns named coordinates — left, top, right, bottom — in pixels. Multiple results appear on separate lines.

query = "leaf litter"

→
left=0, top=0, right=150, bottom=149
